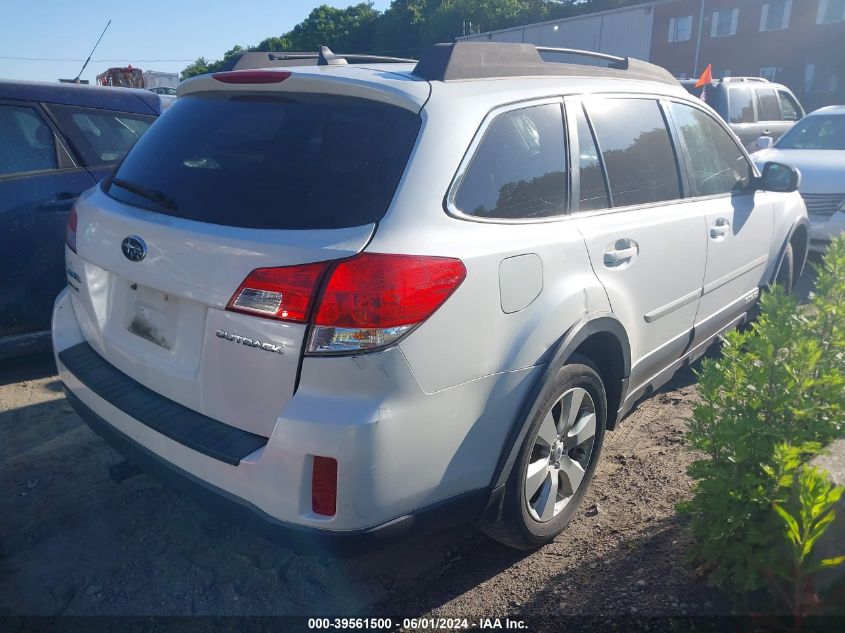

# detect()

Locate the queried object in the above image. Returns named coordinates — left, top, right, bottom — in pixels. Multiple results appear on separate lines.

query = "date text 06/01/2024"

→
left=306, top=617, right=528, bottom=629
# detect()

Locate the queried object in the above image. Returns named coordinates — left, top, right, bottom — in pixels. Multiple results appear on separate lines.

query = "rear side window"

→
left=671, top=103, right=752, bottom=196
left=755, top=88, right=781, bottom=121
left=729, top=86, right=755, bottom=123
left=585, top=98, right=682, bottom=207
left=106, top=93, right=420, bottom=230
left=778, top=90, right=801, bottom=121
left=0, top=104, right=57, bottom=176
left=453, top=103, right=567, bottom=219
left=573, top=106, right=609, bottom=211
left=48, top=105, right=154, bottom=167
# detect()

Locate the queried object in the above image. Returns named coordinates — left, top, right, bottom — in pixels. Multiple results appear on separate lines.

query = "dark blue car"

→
left=0, top=80, right=160, bottom=358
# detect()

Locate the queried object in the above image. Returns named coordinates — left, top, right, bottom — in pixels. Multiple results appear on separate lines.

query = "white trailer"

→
left=141, top=70, right=179, bottom=90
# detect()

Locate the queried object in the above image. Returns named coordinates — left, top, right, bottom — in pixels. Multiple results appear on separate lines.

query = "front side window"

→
left=778, top=90, right=801, bottom=121
left=584, top=98, right=681, bottom=208
left=0, top=104, right=58, bottom=176
left=756, top=87, right=781, bottom=121
left=668, top=15, right=693, bottom=42
left=671, top=103, right=752, bottom=196
left=453, top=103, right=567, bottom=220
left=760, top=1, right=793, bottom=31
left=777, top=115, right=845, bottom=150
left=729, top=86, right=755, bottom=123
left=48, top=104, right=154, bottom=167
left=711, top=8, right=739, bottom=37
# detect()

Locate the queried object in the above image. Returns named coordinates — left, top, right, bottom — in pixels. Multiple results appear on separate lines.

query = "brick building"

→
left=459, top=0, right=845, bottom=111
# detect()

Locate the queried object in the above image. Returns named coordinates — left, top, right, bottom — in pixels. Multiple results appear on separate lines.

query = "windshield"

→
left=776, top=114, right=845, bottom=150
left=105, top=92, right=421, bottom=229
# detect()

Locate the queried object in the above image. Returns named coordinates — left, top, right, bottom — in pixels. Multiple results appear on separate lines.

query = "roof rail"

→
left=719, top=76, right=770, bottom=83
left=220, top=47, right=416, bottom=72
left=411, top=42, right=678, bottom=85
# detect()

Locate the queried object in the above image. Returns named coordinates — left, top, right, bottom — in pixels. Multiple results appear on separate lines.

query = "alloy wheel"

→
left=525, top=387, right=597, bottom=522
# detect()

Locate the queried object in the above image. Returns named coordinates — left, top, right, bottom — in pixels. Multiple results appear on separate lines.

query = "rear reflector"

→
left=212, top=70, right=292, bottom=84
left=309, top=253, right=466, bottom=354
left=65, top=206, right=78, bottom=253
left=312, top=456, right=338, bottom=516
left=226, top=262, right=329, bottom=322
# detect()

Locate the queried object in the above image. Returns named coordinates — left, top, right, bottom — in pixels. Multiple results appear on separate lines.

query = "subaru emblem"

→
left=121, top=235, right=147, bottom=262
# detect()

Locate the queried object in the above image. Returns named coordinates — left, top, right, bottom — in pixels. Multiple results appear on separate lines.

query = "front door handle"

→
left=710, top=218, right=730, bottom=239
left=603, top=239, right=639, bottom=266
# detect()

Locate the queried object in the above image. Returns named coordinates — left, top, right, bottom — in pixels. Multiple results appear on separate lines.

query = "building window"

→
left=760, top=1, right=792, bottom=31
left=711, top=8, right=739, bottom=37
left=760, top=66, right=778, bottom=81
left=668, top=15, right=693, bottom=42
left=817, top=0, right=845, bottom=24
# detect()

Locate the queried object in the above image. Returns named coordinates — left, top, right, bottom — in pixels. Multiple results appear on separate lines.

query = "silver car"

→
left=54, top=43, right=809, bottom=552
left=752, top=105, right=845, bottom=252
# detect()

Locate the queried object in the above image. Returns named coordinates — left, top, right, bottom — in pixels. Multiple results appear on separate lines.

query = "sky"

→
left=0, top=0, right=392, bottom=84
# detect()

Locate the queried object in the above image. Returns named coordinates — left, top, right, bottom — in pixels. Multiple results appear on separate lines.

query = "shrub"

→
left=681, top=235, right=845, bottom=592
left=766, top=448, right=845, bottom=618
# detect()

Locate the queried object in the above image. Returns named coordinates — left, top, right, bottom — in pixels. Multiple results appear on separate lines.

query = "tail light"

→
left=65, top=206, right=78, bottom=253
left=226, top=262, right=329, bottom=322
left=312, top=456, right=338, bottom=516
left=212, top=70, right=291, bottom=84
left=226, top=254, right=466, bottom=354
left=309, top=254, right=466, bottom=354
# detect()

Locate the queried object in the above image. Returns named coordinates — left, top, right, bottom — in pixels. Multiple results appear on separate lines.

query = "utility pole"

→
left=693, top=0, right=706, bottom=77
left=74, top=19, right=111, bottom=83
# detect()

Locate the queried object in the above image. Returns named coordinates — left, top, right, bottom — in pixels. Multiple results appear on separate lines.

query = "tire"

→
left=482, top=359, right=607, bottom=550
left=774, top=241, right=794, bottom=292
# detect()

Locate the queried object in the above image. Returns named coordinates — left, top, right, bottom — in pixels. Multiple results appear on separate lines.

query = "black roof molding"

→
left=412, top=41, right=679, bottom=86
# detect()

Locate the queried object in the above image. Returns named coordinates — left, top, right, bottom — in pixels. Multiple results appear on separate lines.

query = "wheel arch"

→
left=488, top=313, right=630, bottom=493
left=770, top=217, right=810, bottom=289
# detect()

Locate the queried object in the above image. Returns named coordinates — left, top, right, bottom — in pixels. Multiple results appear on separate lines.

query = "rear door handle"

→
left=603, top=239, right=639, bottom=266
left=710, top=218, right=730, bottom=239
left=40, top=194, right=78, bottom=211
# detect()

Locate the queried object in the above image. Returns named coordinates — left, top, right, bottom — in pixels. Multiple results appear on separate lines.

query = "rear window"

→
left=585, top=98, right=682, bottom=207
left=729, top=86, right=755, bottom=123
left=48, top=104, right=154, bottom=167
left=755, top=88, right=781, bottom=121
left=105, top=93, right=421, bottom=230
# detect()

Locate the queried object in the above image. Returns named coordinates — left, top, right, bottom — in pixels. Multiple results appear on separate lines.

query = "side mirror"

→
left=753, top=135, right=774, bottom=151
left=756, top=161, right=800, bottom=193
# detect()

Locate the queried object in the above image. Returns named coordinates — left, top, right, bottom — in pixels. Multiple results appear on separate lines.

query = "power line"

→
left=0, top=56, right=198, bottom=62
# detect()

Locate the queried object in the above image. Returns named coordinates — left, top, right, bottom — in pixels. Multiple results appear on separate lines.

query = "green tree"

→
left=285, top=3, right=380, bottom=52
left=180, top=57, right=210, bottom=80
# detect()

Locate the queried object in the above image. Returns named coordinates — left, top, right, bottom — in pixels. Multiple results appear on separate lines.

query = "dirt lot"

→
left=0, top=264, right=819, bottom=628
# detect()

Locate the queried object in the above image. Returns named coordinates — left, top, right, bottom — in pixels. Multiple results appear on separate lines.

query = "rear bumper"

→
left=53, top=287, right=538, bottom=541
left=64, top=388, right=488, bottom=555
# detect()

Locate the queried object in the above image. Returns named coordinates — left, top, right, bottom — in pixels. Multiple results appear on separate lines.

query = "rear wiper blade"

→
left=105, top=177, right=178, bottom=211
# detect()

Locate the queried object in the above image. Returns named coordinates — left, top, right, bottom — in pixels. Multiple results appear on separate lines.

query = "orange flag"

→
left=695, top=64, right=713, bottom=88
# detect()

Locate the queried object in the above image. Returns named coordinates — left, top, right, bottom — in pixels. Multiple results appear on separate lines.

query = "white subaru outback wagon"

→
left=54, top=43, right=809, bottom=552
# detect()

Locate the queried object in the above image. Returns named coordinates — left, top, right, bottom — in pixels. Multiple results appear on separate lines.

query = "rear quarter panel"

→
left=371, top=85, right=611, bottom=393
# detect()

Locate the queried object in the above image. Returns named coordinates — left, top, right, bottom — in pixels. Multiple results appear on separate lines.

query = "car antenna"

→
left=73, top=19, right=111, bottom=84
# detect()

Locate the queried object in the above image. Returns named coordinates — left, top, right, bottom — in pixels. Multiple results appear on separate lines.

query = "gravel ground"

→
left=0, top=262, right=820, bottom=628
left=0, top=357, right=718, bottom=621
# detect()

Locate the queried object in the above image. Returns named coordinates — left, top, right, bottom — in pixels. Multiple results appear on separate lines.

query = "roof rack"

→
left=718, top=76, right=770, bottom=83
left=411, top=42, right=678, bottom=85
left=220, top=47, right=417, bottom=72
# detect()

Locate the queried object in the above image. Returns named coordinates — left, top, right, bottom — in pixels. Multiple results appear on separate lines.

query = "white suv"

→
left=54, top=43, right=809, bottom=552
